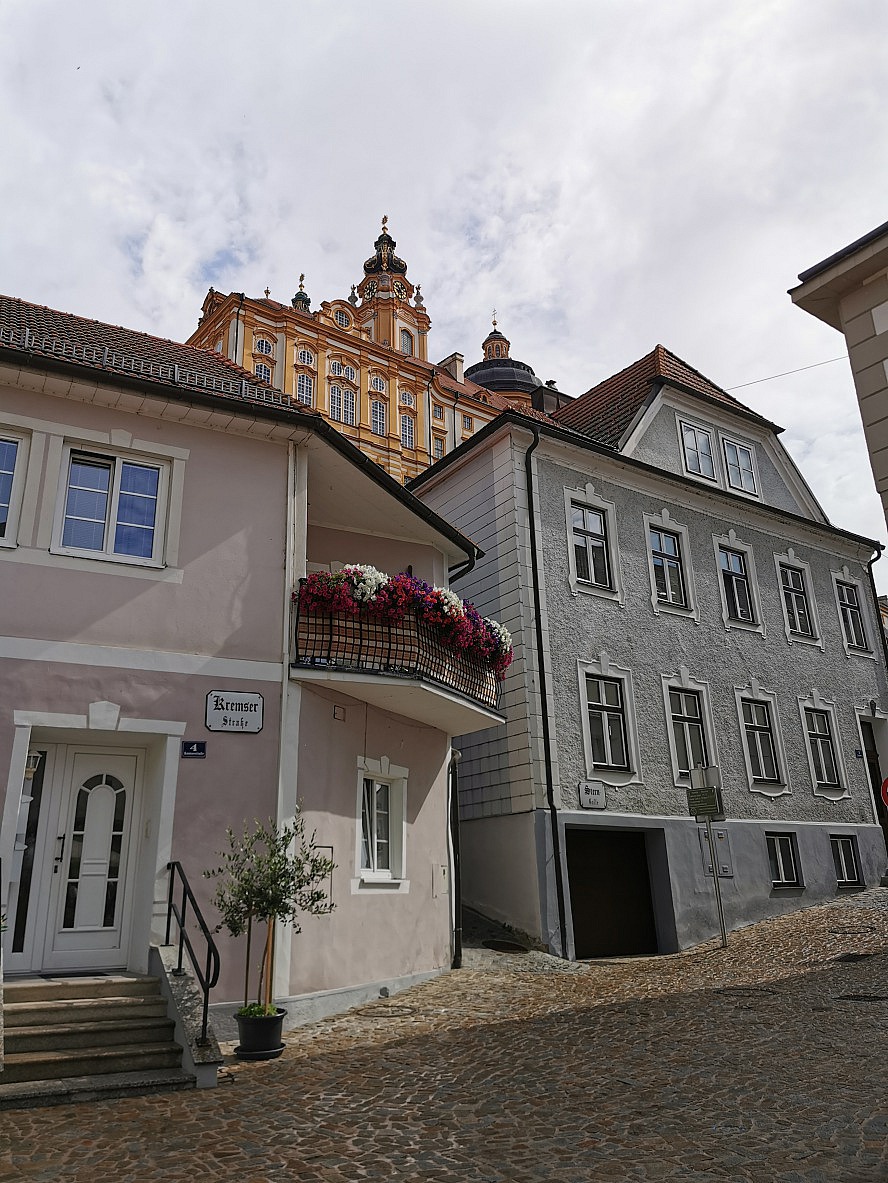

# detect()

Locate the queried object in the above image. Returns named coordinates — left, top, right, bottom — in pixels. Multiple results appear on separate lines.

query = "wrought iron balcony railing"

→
left=292, top=597, right=498, bottom=710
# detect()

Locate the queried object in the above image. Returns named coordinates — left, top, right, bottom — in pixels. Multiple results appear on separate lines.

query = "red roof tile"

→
left=553, top=345, right=775, bottom=446
left=0, top=294, right=317, bottom=418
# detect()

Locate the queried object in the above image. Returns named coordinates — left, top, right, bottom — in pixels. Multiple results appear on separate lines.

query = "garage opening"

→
left=566, top=828, right=658, bottom=958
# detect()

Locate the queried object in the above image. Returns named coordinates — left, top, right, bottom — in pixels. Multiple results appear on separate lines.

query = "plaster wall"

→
left=0, top=385, right=288, bottom=662
left=458, top=811, right=541, bottom=938
left=629, top=402, right=808, bottom=517
left=306, top=525, right=446, bottom=586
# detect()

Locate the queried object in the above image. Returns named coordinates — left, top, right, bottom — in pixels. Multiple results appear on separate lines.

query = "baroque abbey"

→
left=188, top=218, right=568, bottom=481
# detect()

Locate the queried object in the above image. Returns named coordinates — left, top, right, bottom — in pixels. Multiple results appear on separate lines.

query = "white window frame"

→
left=798, top=690, right=849, bottom=800
left=370, top=374, right=387, bottom=394
left=712, top=530, right=764, bottom=635
left=51, top=444, right=170, bottom=568
left=766, top=832, right=803, bottom=889
left=400, top=329, right=413, bottom=355
left=400, top=413, right=415, bottom=450
left=329, top=359, right=343, bottom=377
left=399, top=389, right=415, bottom=407
left=432, top=435, right=445, bottom=460
left=254, top=337, right=274, bottom=357
left=329, top=384, right=343, bottom=422
left=352, top=756, right=408, bottom=893
left=432, top=403, right=444, bottom=421
left=578, top=655, right=642, bottom=786
left=334, top=310, right=350, bottom=328
left=832, top=567, right=874, bottom=659
left=678, top=419, right=718, bottom=483
left=343, top=364, right=357, bottom=383
left=296, top=373, right=314, bottom=406
left=720, top=434, right=760, bottom=498
left=733, top=680, right=790, bottom=797
left=661, top=668, right=718, bottom=787
left=371, top=399, right=387, bottom=436
left=297, top=347, right=315, bottom=366
left=830, top=834, right=862, bottom=887
left=0, top=429, right=30, bottom=549
left=462, top=414, right=473, bottom=432
left=643, top=509, right=697, bottom=620
left=254, top=361, right=272, bottom=384
left=774, top=550, right=822, bottom=649
left=564, top=484, right=623, bottom=605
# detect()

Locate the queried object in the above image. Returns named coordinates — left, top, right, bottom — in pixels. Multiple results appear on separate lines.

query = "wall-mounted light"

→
left=24, top=751, right=43, bottom=780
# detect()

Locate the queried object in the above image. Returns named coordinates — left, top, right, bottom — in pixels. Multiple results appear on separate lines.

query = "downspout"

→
left=523, top=424, right=568, bottom=957
left=866, top=543, right=888, bottom=684
left=233, top=292, right=245, bottom=367
left=449, top=748, right=463, bottom=969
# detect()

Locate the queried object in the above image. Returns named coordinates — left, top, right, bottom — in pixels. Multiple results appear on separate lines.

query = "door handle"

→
left=53, top=834, right=65, bottom=874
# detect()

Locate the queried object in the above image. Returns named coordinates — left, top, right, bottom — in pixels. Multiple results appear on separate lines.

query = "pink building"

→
left=0, top=296, right=502, bottom=1092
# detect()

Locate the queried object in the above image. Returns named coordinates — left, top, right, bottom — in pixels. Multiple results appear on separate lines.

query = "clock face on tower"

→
left=365, top=280, right=378, bottom=298
left=393, top=280, right=407, bottom=299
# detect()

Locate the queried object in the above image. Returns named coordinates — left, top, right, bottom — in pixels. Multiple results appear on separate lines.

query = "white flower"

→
left=484, top=617, right=512, bottom=652
left=434, top=587, right=466, bottom=617
left=344, top=564, right=389, bottom=603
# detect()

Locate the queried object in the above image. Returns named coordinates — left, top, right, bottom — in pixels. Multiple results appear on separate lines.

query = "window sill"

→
left=813, top=783, right=850, bottom=802
left=770, top=884, right=804, bottom=894
left=844, top=646, right=876, bottom=660
left=351, top=876, right=410, bottom=895
left=785, top=632, right=823, bottom=650
left=50, top=546, right=164, bottom=570
left=571, top=580, right=622, bottom=606
left=748, top=780, right=791, bottom=798
left=722, top=616, right=765, bottom=636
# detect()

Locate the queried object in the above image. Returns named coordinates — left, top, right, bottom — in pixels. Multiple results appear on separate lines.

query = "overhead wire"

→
left=726, top=356, right=846, bottom=390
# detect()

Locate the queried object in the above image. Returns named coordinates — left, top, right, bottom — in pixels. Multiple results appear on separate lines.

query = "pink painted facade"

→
left=0, top=300, right=502, bottom=1034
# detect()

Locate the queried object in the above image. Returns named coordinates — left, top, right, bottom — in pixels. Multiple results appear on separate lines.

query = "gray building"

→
left=412, top=345, right=888, bottom=957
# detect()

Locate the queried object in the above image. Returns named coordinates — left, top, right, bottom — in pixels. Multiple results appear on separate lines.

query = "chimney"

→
left=437, top=352, right=465, bottom=383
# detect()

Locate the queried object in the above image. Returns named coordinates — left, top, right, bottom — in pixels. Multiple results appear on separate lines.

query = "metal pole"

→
left=705, top=815, right=728, bottom=948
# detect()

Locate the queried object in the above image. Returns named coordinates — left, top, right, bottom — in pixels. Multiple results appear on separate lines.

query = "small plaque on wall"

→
left=578, top=781, right=606, bottom=809
left=205, top=691, right=264, bottom=733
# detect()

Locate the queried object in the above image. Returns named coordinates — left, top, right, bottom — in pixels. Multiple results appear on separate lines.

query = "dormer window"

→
left=680, top=422, right=716, bottom=481
left=255, top=338, right=273, bottom=356
left=400, top=329, right=413, bottom=356
left=723, top=438, right=757, bottom=495
left=335, top=310, right=350, bottom=328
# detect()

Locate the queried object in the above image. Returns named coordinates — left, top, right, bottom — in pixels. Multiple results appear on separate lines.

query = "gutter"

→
left=523, top=423, right=568, bottom=957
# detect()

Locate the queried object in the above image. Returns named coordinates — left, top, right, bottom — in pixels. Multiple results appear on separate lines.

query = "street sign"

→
left=205, top=691, right=264, bottom=733
left=686, top=784, right=724, bottom=820
left=181, top=741, right=207, bottom=759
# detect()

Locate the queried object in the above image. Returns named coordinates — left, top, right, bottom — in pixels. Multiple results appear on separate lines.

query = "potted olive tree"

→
left=205, top=813, right=335, bottom=1060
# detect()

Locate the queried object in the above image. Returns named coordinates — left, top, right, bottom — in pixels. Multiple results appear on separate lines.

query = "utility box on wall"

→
left=698, top=825, right=734, bottom=877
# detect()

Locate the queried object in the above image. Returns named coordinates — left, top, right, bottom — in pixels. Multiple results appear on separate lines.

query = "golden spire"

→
left=298, top=274, right=305, bottom=291
left=264, top=287, right=271, bottom=299
left=381, top=213, right=388, bottom=234
left=492, top=308, right=497, bottom=329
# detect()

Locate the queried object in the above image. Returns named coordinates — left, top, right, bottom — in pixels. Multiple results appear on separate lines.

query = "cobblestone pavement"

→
left=3, top=892, right=888, bottom=1182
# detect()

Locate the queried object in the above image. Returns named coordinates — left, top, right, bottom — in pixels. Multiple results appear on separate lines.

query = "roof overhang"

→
left=790, top=223, right=888, bottom=330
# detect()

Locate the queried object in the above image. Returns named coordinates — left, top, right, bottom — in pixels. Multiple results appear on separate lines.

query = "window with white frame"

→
left=400, top=329, right=413, bottom=355
left=668, top=687, right=709, bottom=777
left=741, top=699, right=780, bottom=784
left=343, top=364, right=357, bottom=383
left=355, top=756, right=407, bottom=887
left=433, top=403, right=444, bottom=421
left=0, top=432, right=28, bottom=545
left=371, top=399, right=386, bottom=436
left=335, top=310, right=350, bottom=328
left=254, top=337, right=273, bottom=356
left=719, top=546, right=754, bottom=622
left=722, top=438, right=757, bottom=495
left=400, top=414, right=415, bottom=450
left=330, top=384, right=356, bottom=426
left=571, top=501, right=611, bottom=589
left=330, top=359, right=343, bottom=377
left=255, top=362, right=272, bottom=384
left=297, top=347, right=314, bottom=366
left=804, top=707, right=840, bottom=789
left=462, top=414, right=473, bottom=432
left=650, top=527, right=687, bottom=608
left=370, top=374, right=386, bottom=394
left=680, top=421, right=716, bottom=481
left=296, top=373, right=314, bottom=406
left=835, top=577, right=870, bottom=652
left=433, top=435, right=445, bottom=460
left=330, top=384, right=343, bottom=422
left=830, top=835, right=862, bottom=886
left=56, top=450, right=166, bottom=563
left=779, top=561, right=816, bottom=641
left=399, top=389, right=415, bottom=407
left=766, top=832, right=802, bottom=888
left=585, top=675, right=630, bottom=771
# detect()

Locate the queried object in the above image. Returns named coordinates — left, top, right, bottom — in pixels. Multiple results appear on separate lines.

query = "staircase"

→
left=0, top=973, right=195, bottom=1108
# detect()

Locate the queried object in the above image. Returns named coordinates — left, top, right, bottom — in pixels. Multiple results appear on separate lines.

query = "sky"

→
left=2, top=1, right=888, bottom=583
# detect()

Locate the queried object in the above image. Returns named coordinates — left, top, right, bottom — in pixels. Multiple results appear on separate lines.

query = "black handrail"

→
left=165, top=861, right=220, bottom=1046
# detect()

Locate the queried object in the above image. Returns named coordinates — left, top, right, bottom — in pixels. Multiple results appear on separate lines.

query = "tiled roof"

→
left=0, top=294, right=313, bottom=415
left=553, top=344, right=774, bottom=447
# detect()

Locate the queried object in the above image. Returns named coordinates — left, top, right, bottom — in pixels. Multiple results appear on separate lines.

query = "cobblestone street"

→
left=3, top=893, right=888, bottom=1182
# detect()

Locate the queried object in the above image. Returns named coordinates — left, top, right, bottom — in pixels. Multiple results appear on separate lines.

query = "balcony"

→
left=291, top=608, right=505, bottom=734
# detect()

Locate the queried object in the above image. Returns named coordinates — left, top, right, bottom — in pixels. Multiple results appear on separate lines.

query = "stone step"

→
left=0, top=1068, right=196, bottom=1111
left=0, top=1042, right=183, bottom=1084
left=4, top=994, right=170, bottom=1027
left=7, top=1015, right=176, bottom=1054
left=3, top=974, right=158, bottom=1004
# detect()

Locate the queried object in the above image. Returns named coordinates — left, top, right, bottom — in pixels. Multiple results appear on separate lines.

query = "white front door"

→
left=38, top=749, right=143, bottom=971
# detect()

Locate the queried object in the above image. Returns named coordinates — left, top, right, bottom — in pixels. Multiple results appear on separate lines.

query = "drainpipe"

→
left=524, top=425, right=568, bottom=957
left=866, top=543, right=888, bottom=676
left=449, top=748, right=463, bottom=969
left=233, top=292, right=245, bottom=367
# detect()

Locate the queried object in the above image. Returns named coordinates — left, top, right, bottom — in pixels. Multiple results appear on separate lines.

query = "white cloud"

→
left=2, top=0, right=888, bottom=580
